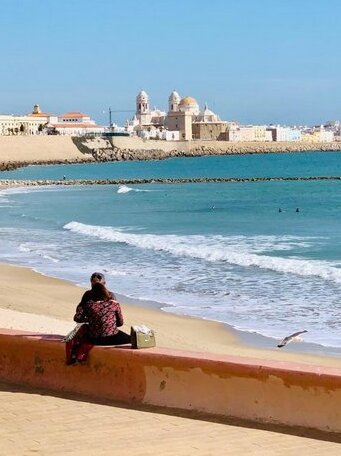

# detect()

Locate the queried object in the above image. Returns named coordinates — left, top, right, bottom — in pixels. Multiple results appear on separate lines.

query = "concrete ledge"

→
left=1, top=329, right=341, bottom=433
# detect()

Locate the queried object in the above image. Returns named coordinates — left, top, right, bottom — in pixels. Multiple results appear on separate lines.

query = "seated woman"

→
left=74, top=282, right=131, bottom=345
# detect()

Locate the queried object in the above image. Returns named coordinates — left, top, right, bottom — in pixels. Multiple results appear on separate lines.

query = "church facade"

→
left=126, top=90, right=228, bottom=140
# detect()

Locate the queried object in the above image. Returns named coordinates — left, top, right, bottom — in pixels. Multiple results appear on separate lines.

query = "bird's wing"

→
left=277, top=330, right=307, bottom=348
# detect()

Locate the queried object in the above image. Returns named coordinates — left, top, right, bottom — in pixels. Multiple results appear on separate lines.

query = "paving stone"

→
left=0, top=382, right=340, bottom=455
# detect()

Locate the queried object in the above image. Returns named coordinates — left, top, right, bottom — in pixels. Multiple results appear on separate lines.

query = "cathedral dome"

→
left=196, top=103, right=221, bottom=122
left=179, top=96, right=198, bottom=107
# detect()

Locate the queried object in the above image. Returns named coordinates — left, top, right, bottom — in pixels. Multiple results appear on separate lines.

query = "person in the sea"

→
left=74, top=282, right=131, bottom=345
left=79, top=272, right=116, bottom=306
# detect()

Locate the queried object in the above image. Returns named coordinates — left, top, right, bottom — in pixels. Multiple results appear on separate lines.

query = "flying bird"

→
left=277, top=330, right=308, bottom=348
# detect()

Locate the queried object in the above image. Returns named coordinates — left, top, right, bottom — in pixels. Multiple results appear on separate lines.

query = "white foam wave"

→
left=117, top=185, right=133, bottom=193
left=64, top=221, right=341, bottom=284
left=19, top=244, right=31, bottom=253
left=0, top=193, right=11, bottom=203
left=107, top=269, right=127, bottom=277
left=19, top=243, right=59, bottom=263
left=0, top=186, right=43, bottom=196
left=42, top=254, right=59, bottom=263
left=0, top=185, right=66, bottom=197
left=117, top=184, right=152, bottom=194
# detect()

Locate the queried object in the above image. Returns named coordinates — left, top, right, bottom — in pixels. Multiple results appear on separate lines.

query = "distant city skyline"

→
left=0, top=0, right=340, bottom=126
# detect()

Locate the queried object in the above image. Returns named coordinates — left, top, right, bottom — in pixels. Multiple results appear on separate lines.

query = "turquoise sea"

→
left=1, top=152, right=341, bottom=351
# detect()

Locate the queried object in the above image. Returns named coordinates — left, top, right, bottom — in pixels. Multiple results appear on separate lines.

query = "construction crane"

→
left=108, top=107, right=134, bottom=127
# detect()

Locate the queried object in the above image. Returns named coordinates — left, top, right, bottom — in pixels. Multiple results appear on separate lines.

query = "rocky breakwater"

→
left=91, top=146, right=175, bottom=162
left=86, top=141, right=341, bottom=162
left=2, top=176, right=341, bottom=188
left=72, top=136, right=173, bottom=162
left=189, top=141, right=341, bottom=155
left=0, top=157, right=95, bottom=172
left=77, top=139, right=341, bottom=162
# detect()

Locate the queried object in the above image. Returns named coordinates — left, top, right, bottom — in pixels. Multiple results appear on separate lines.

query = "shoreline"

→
left=1, top=261, right=340, bottom=367
left=114, top=288, right=341, bottom=358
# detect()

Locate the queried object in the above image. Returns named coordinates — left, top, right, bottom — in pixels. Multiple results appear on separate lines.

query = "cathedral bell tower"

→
left=136, top=90, right=150, bottom=115
left=168, top=90, right=181, bottom=112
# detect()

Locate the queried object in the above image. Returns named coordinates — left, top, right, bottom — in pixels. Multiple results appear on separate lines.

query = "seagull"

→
left=277, top=330, right=308, bottom=348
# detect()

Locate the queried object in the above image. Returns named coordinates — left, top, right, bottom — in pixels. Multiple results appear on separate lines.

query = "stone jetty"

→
left=1, top=176, right=341, bottom=187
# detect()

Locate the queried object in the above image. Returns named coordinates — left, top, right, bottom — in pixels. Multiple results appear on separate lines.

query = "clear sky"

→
left=0, top=0, right=340, bottom=126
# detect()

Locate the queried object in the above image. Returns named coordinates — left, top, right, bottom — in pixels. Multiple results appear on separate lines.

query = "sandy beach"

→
left=1, top=262, right=340, bottom=368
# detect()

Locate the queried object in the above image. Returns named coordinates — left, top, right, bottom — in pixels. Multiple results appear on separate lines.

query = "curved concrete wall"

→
left=1, top=329, right=341, bottom=433
left=0, top=136, right=86, bottom=162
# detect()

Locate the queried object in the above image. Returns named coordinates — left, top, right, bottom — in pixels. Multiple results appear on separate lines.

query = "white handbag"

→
left=131, top=325, right=156, bottom=349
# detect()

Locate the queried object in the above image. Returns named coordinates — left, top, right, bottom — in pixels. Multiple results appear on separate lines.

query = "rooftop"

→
left=59, top=112, right=89, bottom=118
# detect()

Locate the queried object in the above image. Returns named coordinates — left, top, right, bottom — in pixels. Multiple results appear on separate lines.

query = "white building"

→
left=0, top=104, right=104, bottom=136
left=227, top=125, right=272, bottom=142
left=0, top=114, right=47, bottom=135
left=138, top=126, right=180, bottom=140
left=301, top=125, right=335, bottom=143
left=48, top=111, right=104, bottom=135
left=319, top=128, right=334, bottom=142
left=267, top=126, right=302, bottom=142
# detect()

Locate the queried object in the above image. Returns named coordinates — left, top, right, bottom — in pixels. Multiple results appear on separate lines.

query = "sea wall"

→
left=0, top=136, right=90, bottom=162
left=110, top=136, right=341, bottom=156
left=1, top=135, right=341, bottom=172
left=1, top=329, right=341, bottom=434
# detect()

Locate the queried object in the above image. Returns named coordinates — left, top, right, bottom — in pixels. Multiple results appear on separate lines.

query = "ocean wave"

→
left=106, top=269, right=127, bottom=277
left=0, top=194, right=10, bottom=203
left=117, top=184, right=152, bottom=194
left=18, top=244, right=31, bottom=253
left=0, top=186, right=44, bottom=196
left=63, top=221, right=341, bottom=283
left=0, top=185, right=66, bottom=198
left=19, top=243, right=59, bottom=263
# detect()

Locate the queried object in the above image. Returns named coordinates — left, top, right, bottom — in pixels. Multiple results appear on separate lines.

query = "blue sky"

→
left=0, top=0, right=340, bottom=126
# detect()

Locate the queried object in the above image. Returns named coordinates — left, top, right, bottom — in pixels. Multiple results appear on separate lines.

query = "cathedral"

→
left=126, top=90, right=228, bottom=140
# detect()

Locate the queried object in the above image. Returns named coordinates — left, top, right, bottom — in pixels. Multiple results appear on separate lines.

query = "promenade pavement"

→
left=0, top=382, right=340, bottom=456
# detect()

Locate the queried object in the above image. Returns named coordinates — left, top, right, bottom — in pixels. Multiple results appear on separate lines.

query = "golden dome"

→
left=179, top=96, right=198, bottom=106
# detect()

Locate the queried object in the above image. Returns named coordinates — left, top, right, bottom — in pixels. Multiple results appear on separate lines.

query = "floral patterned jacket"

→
left=74, top=299, right=124, bottom=339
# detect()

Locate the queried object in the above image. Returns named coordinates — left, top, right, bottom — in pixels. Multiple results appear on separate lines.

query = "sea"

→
left=1, top=151, right=341, bottom=353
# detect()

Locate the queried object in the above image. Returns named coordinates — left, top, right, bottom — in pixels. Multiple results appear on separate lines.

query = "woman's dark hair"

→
left=91, top=282, right=111, bottom=301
